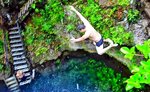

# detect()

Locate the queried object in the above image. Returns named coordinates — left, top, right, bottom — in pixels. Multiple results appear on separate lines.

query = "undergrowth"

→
left=0, top=29, right=4, bottom=72
left=23, top=0, right=65, bottom=56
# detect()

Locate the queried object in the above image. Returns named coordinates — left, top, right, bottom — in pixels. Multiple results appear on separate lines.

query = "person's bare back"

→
left=86, top=27, right=102, bottom=42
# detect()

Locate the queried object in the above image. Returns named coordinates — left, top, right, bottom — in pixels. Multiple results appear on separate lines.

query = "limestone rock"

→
left=144, top=8, right=150, bottom=18
left=131, top=19, right=149, bottom=44
left=146, top=27, right=150, bottom=37
left=98, top=0, right=114, bottom=7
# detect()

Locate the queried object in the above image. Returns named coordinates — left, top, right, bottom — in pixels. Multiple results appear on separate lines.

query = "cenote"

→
left=0, top=50, right=143, bottom=92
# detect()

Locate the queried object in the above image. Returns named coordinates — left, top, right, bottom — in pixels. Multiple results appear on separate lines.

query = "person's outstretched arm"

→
left=70, top=6, right=92, bottom=27
left=70, top=31, right=90, bottom=42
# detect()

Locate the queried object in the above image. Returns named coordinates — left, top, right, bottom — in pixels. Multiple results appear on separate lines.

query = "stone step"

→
left=12, top=52, right=24, bottom=57
left=24, top=72, right=31, bottom=77
left=14, top=89, right=20, bottom=92
left=11, top=43, right=23, bottom=48
left=9, top=31, right=19, bottom=35
left=11, top=47, right=24, bottom=52
left=19, top=68, right=30, bottom=73
left=7, top=80, right=17, bottom=86
left=10, top=39, right=22, bottom=44
left=9, top=27, right=19, bottom=30
left=13, top=56, right=26, bottom=61
left=19, top=79, right=31, bottom=86
left=14, top=64, right=28, bottom=70
left=14, top=60, right=27, bottom=65
left=18, top=73, right=31, bottom=82
left=9, top=35, right=21, bottom=39
left=9, top=83, right=18, bottom=89
left=5, top=77, right=15, bottom=83
left=10, top=86, right=19, bottom=91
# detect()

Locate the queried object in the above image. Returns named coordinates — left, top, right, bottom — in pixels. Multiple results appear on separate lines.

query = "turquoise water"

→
left=20, top=55, right=127, bottom=92
left=22, top=57, right=104, bottom=92
left=0, top=53, right=130, bottom=92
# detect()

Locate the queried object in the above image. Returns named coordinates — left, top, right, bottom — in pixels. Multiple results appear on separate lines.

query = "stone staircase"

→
left=4, top=75, right=20, bottom=92
left=8, top=23, right=32, bottom=86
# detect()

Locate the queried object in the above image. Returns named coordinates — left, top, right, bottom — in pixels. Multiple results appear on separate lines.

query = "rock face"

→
left=1, top=1, right=150, bottom=80
left=144, top=8, right=150, bottom=18
left=130, top=19, right=149, bottom=44
left=142, top=0, right=150, bottom=18
left=32, top=3, right=150, bottom=68
left=147, top=27, right=150, bottom=37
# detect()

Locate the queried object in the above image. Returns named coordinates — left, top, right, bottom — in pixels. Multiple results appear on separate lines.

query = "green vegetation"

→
left=22, top=0, right=147, bottom=91
left=24, top=0, right=136, bottom=57
left=127, top=9, right=140, bottom=23
left=0, top=63, right=4, bottom=72
left=0, top=29, right=4, bottom=72
left=121, top=39, right=150, bottom=91
left=23, top=0, right=65, bottom=56
left=0, top=30, right=3, bottom=55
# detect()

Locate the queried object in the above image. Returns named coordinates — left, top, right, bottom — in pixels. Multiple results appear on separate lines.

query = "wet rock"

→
left=143, top=0, right=150, bottom=8
left=144, top=8, right=150, bottom=18
left=98, top=0, right=108, bottom=6
left=131, top=19, right=149, bottom=44
left=98, top=0, right=115, bottom=7
left=141, top=0, right=150, bottom=18
left=117, top=17, right=129, bottom=30
left=0, top=72, right=4, bottom=80
left=146, top=27, right=150, bottom=37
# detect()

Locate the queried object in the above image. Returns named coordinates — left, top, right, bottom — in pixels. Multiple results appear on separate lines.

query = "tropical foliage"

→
left=120, top=39, right=150, bottom=91
left=23, top=0, right=65, bottom=56
left=0, top=30, right=4, bottom=72
left=127, top=9, right=140, bottom=23
left=23, top=0, right=135, bottom=57
left=0, top=30, right=3, bottom=55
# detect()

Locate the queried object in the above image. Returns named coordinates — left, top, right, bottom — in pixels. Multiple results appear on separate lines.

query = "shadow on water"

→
left=0, top=50, right=136, bottom=92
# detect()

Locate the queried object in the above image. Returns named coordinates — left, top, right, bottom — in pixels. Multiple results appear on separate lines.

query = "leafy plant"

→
left=35, top=47, right=48, bottom=56
left=0, top=63, right=4, bottom=72
left=24, top=0, right=65, bottom=56
left=117, top=0, right=130, bottom=6
left=0, top=40, right=3, bottom=55
left=120, top=39, right=150, bottom=91
left=127, top=9, right=140, bottom=23
left=0, top=30, right=4, bottom=55
left=120, top=47, right=136, bottom=60
left=66, top=24, right=75, bottom=32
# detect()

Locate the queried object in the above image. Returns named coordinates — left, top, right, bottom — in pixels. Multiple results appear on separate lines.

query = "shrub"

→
left=120, top=39, right=150, bottom=91
left=127, top=9, right=140, bottom=23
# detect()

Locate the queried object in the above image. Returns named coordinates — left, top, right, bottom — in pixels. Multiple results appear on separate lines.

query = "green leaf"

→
left=35, top=8, right=39, bottom=13
left=31, top=4, right=36, bottom=9
left=130, top=47, right=135, bottom=54
left=131, top=66, right=140, bottom=73
left=0, top=64, right=3, bottom=71
left=136, top=43, right=150, bottom=59
left=35, top=47, right=48, bottom=56
left=126, top=84, right=134, bottom=91
left=120, top=47, right=130, bottom=54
